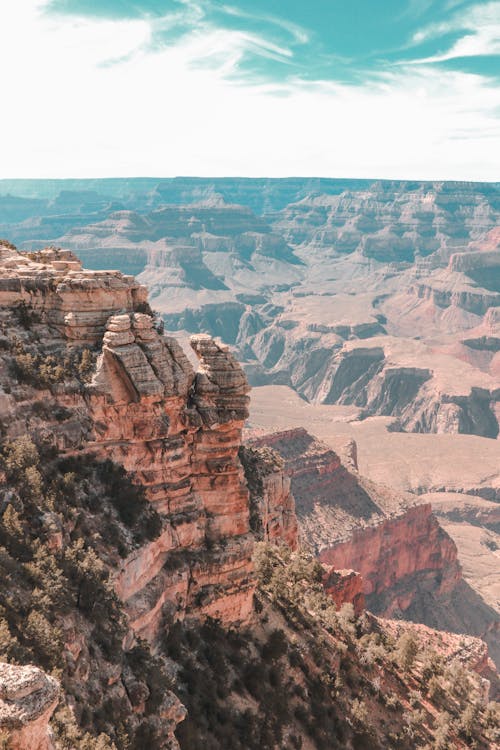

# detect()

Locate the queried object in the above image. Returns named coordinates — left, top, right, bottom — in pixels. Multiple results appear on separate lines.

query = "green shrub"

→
left=395, top=631, right=419, bottom=671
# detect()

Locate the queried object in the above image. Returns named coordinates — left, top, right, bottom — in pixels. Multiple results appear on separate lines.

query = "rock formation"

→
left=0, top=663, right=59, bottom=750
left=322, top=567, right=365, bottom=617
left=248, top=427, right=500, bottom=660
left=239, top=445, right=298, bottom=549
left=0, top=241, right=305, bottom=744
left=0, top=243, right=263, bottom=643
left=319, top=504, right=460, bottom=615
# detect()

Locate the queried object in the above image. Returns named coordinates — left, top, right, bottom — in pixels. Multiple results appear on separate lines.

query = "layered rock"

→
left=89, top=323, right=256, bottom=638
left=0, top=245, right=258, bottom=646
left=248, top=429, right=500, bottom=650
left=239, top=445, right=298, bottom=549
left=0, top=663, right=59, bottom=750
left=0, top=244, right=148, bottom=344
left=0, top=243, right=287, bottom=744
left=319, top=340, right=500, bottom=438
left=319, top=504, right=460, bottom=617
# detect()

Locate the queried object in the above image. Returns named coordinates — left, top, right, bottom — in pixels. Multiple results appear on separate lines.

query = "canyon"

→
left=0, top=176, right=499, bottom=747
left=2, top=178, right=500, bottom=440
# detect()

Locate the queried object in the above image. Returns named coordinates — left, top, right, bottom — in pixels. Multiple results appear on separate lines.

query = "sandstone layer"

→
left=322, top=567, right=365, bottom=617
left=239, top=444, right=298, bottom=549
left=0, top=243, right=265, bottom=643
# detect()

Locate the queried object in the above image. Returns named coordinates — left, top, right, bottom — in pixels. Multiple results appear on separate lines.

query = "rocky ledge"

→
left=0, top=663, right=59, bottom=750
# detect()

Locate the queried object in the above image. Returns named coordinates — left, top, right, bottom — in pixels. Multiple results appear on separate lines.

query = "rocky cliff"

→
left=248, top=428, right=500, bottom=658
left=319, top=505, right=460, bottom=616
left=0, top=243, right=258, bottom=641
left=0, top=241, right=297, bottom=746
left=321, top=567, right=365, bottom=617
left=239, top=445, right=298, bottom=549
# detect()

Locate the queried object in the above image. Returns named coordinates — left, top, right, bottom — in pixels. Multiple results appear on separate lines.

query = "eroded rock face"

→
left=0, top=663, right=59, bottom=750
left=247, top=429, right=498, bottom=641
left=0, top=244, right=288, bottom=745
left=88, top=320, right=255, bottom=637
left=319, top=505, right=460, bottom=617
left=322, top=567, right=365, bottom=617
left=0, top=244, right=147, bottom=344
left=0, top=246, right=258, bottom=645
left=239, top=445, right=298, bottom=549
left=320, top=343, right=499, bottom=438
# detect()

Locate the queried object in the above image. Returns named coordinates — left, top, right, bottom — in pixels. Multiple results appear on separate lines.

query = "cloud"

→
left=1, top=0, right=499, bottom=180
left=411, top=1, right=500, bottom=61
left=219, top=5, right=310, bottom=45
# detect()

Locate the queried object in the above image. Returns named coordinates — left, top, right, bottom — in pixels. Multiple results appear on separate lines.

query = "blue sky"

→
left=46, top=0, right=500, bottom=82
left=1, top=1, right=499, bottom=179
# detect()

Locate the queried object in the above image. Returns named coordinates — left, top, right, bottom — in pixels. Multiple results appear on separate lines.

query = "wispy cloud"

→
left=1, top=0, right=499, bottom=180
left=220, top=4, right=310, bottom=45
left=411, top=0, right=500, bottom=61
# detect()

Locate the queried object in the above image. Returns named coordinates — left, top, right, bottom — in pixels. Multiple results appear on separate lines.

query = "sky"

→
left=1, top=0, right=499, bottom=180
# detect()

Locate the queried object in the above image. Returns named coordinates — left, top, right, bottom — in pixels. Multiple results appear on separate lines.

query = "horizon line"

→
left=1, top=175, right=499, bottom=185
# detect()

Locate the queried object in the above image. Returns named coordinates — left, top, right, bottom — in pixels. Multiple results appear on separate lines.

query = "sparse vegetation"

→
left=10, top=340, right=97, bottom=389
left=0, top=434, right=167, bottom=748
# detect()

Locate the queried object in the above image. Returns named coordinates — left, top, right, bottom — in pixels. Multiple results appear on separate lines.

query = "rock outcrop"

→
left=0, top=242, right=303, bottom=650
left=0, top=244, right=259, bottom=643
left=319, top=504, right=460, bottom=616
left=0, top=245, right=148, bottom=344
left=322, top=567, right=365, bottom=617
left=0, top=242, right=302, bottom=744
left=89, top=322, right=255, bottom=638
left=248, top=428, right=500, bottom=654
left=239, top=445, right=298, bottom=549
left=0, top=663, right=59, bottom=750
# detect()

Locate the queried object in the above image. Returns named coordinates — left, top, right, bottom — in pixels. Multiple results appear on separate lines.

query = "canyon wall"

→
left=249, top=428, right=499, bottom=655
left=239, top=445, right=298, bottom=549
left=0, top=244, right=259, bottom=640
left=319, top=504, right=460, bottom=617
left=0, top=242, right=301, bottom=744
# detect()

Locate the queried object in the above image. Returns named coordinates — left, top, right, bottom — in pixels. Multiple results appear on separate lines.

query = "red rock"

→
left=322, top=567, right=365, bottom=617
left=239, top=444, right=298, bottom=550
left=250, top=428, right=464, bottom=625
left=319, top=504, right=460, bottom=616
left=0, top=248, right=303, bottom=651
